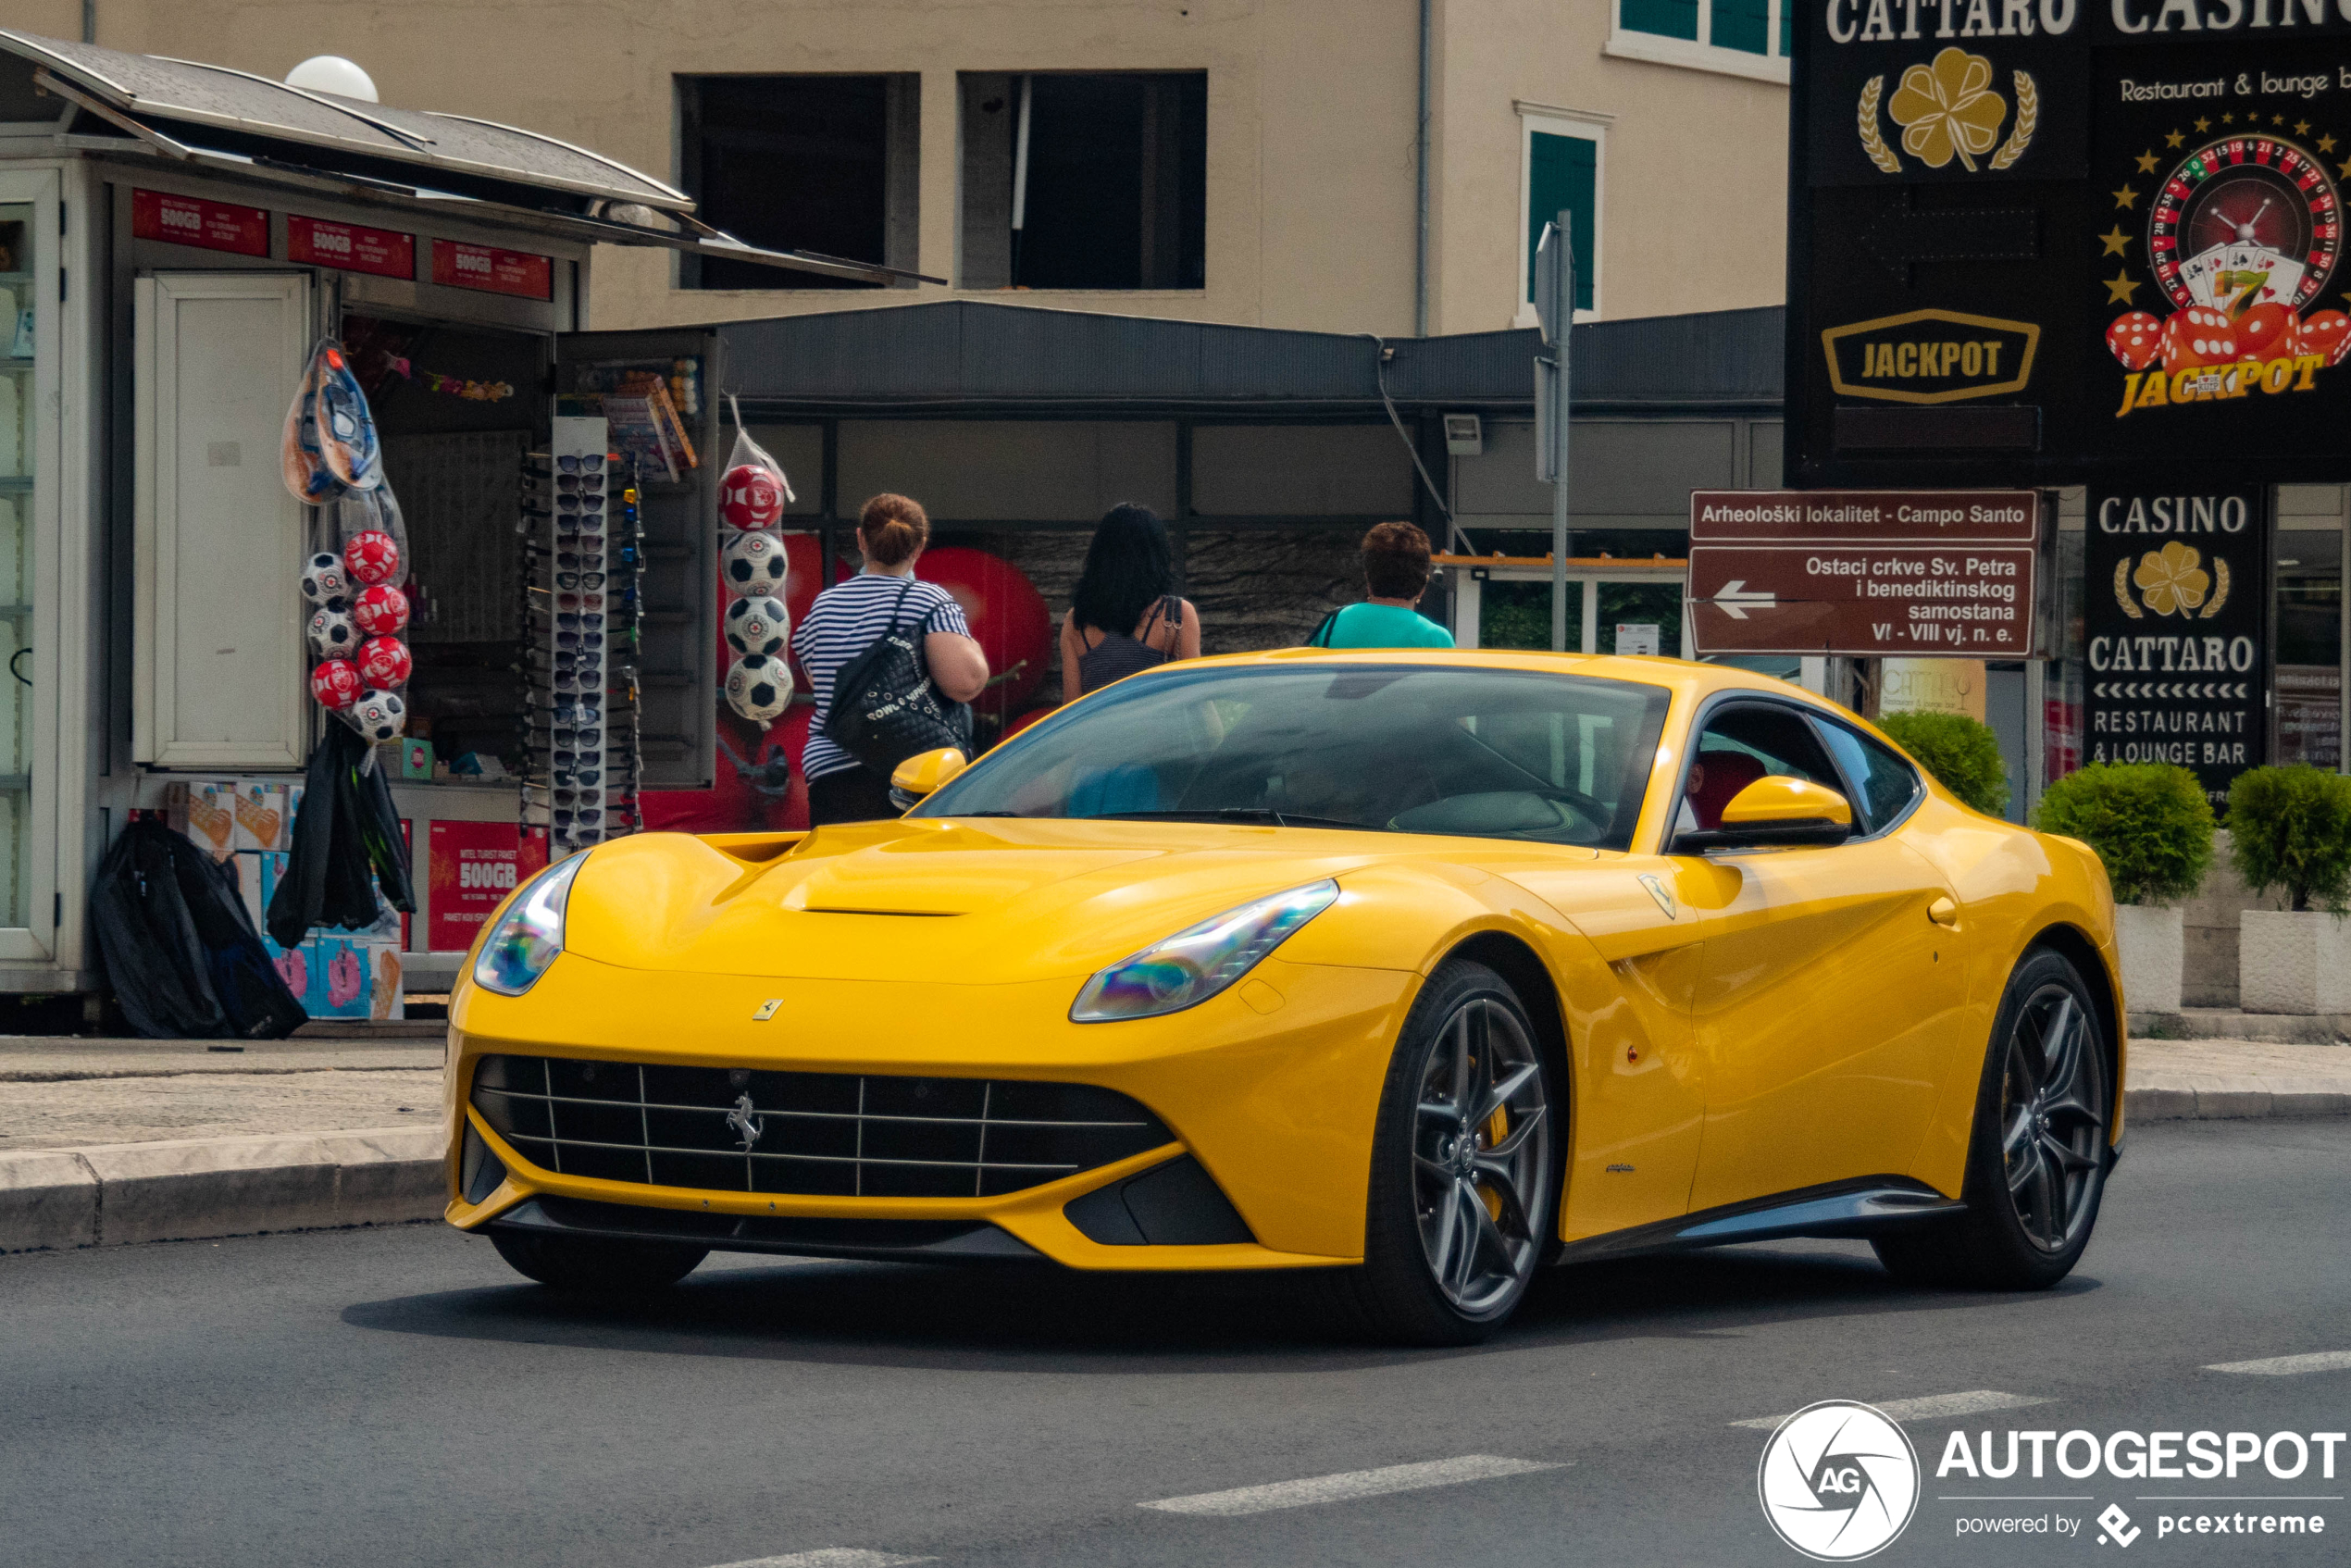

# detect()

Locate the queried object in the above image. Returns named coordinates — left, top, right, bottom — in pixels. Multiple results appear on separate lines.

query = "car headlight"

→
left=1071, top=878, right=1339, bottom=1023
left=470, top=852, right=588, bottom=997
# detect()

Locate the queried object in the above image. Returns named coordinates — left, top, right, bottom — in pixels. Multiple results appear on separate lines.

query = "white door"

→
left=0, top=171, right=62, bottom=961
left=133, top=272, right=312, bottom=769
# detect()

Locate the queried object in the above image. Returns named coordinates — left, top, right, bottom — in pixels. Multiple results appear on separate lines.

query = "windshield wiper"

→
left=1092, top=808, right=1383, bottom=831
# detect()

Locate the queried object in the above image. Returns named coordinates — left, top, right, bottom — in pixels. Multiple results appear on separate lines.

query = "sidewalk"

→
left=1, top=1034, right=2346, bottom=1255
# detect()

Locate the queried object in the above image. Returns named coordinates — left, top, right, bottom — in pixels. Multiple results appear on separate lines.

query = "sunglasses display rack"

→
left=518, top=417, right=616, bottom=855
left=605, top=462, right=647, bottom=837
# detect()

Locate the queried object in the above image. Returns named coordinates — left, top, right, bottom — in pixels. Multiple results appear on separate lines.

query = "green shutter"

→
left=1526, top=131, right=1596, bottom=314
left=1621, top=0, right=1699, bottom=41
left=1711, top=0, right=1770, bottom=55
left=1780, top=0, right=1793, bottom=55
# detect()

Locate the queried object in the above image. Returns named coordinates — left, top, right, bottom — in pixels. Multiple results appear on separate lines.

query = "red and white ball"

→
left=351, top=584, right=410, bottom=637
left=343, top=529, right=401, bottom=587
left=719, top=464, right=786, bottom=531
left=355, top=635, right=411, bottom=688
left=309, top=658, right=362, bottom=710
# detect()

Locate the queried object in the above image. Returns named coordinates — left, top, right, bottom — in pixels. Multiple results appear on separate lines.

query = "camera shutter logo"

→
left=1757, top=1400, right=1920, bottom=1561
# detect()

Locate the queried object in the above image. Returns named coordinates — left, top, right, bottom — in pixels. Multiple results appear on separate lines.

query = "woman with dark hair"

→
left=1059, top=503, right=1201, bottom=701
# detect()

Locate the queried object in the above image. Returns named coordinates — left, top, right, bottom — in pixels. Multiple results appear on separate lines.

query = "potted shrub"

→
left=2228, top=765, right=2351, bottom=1014
left=1876, top=711, right=2009, bottom=815
left=2032, top=762, right=2214, bottom=1016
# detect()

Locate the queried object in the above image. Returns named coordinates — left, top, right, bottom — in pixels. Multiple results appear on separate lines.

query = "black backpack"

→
left=823, top=580, right=973, bottom=776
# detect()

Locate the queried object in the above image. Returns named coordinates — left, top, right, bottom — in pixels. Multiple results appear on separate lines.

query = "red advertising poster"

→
left=428, top=821, right=549, bottom=952
left=287, top=215, right=416, bottom=280
left=131, top=189, right=269, bottom=256
left=430, top=239, right=554, bottom=300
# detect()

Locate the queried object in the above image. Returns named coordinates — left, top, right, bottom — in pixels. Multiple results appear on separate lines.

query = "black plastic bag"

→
left=91, top=820, right=307, bottom=1039
left=268, top=724, right=415, bottom=951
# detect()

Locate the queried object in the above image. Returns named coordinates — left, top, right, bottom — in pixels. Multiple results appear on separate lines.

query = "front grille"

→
left=468, top=1052, right=1173, bottom=1199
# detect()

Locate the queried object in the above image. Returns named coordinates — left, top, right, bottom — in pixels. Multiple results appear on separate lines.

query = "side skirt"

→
left=1556, top=1176, right=1963, bottom=1265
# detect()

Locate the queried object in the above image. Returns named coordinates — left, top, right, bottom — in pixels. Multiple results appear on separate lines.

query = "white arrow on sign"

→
left=1708, top=580, right=1778, bottom=620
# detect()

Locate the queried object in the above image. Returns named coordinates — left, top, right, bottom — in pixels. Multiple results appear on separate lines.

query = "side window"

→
left=1813, top=720, right=1924, bottom=835
left=1682, top=703, right=1840, bottom=832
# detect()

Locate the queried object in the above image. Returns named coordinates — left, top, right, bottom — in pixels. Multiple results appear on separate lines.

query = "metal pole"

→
left=1550, top=208, right=1574, bottom=653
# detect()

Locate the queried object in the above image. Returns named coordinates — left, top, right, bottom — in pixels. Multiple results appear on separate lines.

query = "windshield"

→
left=917, top=664, right=1673, bottom=850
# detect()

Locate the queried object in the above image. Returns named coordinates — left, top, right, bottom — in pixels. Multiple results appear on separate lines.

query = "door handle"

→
left=1928, top=896, right=1959, bottom=927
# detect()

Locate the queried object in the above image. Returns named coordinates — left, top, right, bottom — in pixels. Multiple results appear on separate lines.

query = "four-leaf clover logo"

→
left=2133, top=541, right=2211, bottom=617
left=1888, top=47, right=2009, bottom=171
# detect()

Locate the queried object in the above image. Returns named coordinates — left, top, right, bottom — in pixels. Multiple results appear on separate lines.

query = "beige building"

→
left=23, top=0, right=1791, bottom=335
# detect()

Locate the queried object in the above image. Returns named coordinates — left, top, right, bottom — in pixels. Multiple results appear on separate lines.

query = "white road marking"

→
left=2206, top=1350, right=2351, bottom=1376
left=1139, top=1454, right=1564, bottom=1517
left=1730, top=1390, right=2052, bottom=1429
left=704, top=1551, right=935, bottom=1568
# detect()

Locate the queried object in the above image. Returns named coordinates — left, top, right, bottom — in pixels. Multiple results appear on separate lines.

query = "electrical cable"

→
left=1362, top=334, right=1472, bottom=554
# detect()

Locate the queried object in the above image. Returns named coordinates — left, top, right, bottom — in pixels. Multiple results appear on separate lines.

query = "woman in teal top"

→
left=1310, top=521, right=1456, bottom=649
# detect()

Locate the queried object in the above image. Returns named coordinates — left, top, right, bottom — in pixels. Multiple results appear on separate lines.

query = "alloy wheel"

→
left=1411, top=995, right=1552, bottom=1315
left=1997, top=984, right=2107, bottom=1253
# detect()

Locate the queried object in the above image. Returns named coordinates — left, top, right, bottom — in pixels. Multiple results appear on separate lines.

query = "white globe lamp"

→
left=284, top=56, right=379, bottom=104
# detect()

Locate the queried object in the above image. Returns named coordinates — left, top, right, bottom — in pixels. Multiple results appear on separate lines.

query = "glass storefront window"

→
left=2275, top=529, right=2342, bottom=769
left=1476, top=576, right=1685, bottom=656
left=0, top=205, right=31, bottom=927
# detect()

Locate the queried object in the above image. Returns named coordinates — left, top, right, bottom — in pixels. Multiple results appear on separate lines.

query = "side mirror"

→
left=1676, top=776, right=1854, bottom=852
left=889, top=747, right=969, bottom=803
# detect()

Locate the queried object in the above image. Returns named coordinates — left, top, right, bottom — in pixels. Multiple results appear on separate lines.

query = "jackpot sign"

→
left=1790, top=0, right=2351, bottom=488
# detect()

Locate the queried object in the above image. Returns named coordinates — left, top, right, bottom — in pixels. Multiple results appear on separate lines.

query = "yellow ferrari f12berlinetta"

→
left=446, top=651, right=2122, bottom=1344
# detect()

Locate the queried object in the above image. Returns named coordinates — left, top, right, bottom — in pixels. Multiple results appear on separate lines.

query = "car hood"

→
left=559, top=818, right=1416, bottom=983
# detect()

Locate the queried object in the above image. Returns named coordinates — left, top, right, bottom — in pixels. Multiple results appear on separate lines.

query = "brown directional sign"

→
left=1687, top=491, right=2043, bottom=658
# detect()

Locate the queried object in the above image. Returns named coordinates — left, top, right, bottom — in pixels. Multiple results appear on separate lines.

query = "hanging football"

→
left=725, top=595, right=790, bottom=657
left=343, top=529, right=401, bottom=587
left=719, top=464, right=786, bottom=530
left=306, top=604, right=357, bottom=658
left=309, top=658, right=362, bottom=710
left=355, top=635, right=412, bottom=688
left=347, top=688, right=406, bottom=742
left=724, top=653, right=791, bottom=722
left=351, top=584, right=410, bottom=637
left=301, top=552, right=350, bottom=606
left=722, top=529, right=790, bottom=591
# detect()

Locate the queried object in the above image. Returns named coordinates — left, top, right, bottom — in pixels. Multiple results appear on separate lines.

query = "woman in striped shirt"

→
left=792, top=493, right=989, bottom=827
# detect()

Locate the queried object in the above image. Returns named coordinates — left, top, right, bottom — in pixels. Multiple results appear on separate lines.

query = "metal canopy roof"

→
left=0, top=29, right=933, bottom=285
left=717, top=301, right=1786, bottom=415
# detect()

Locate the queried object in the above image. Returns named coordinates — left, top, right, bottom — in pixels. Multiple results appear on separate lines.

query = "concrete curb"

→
left=2131, top=1010, right=2351, bottom=1044
left=0, top=1126, right=443, bottom=1253
left=3, top=1086, right=2346, bottom=1255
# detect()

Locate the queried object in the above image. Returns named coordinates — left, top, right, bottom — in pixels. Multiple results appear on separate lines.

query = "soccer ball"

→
left=719, top=464, right=785, bottom=531
left=351, top=584, right=410, bottom=637
left=347, top=688, right=406, bottom=742
left=722, top=529, right=790, bottom=591
left=724, top=653, right=791, bottom=722
left=307, top=604, right=356, bottom=658
left=343, top=529, right=401, bottom=587
left=355, top=635, right=412, bottom=688
left=309, top=658, right=361, bottom=710
left=301, top=553, right=349, bottom=606
left=725, top=595, right=790, bottom=657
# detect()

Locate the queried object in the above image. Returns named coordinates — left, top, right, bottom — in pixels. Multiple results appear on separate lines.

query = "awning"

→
left=0, top=29, right=936, bottom=286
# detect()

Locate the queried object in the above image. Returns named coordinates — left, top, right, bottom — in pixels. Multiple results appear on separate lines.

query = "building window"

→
left=676, top=74, right=920, bottom=291
left=1519, top=111, right=1603, bottom=323
left=958, top=72, right=1206, bottom=291
left=1609, top=0, right=1792, bottom=84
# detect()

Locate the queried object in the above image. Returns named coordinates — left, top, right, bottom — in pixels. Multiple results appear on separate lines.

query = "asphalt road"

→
left=5, top=1119, right=2348, bottom=1568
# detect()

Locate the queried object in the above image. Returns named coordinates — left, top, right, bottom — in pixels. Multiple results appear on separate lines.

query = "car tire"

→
left=1329, top=960, right=1558, bottom=1347
left=1873, top=948, right=2111, bottom=1291
left=489, top=1229, right=708, bottom=1293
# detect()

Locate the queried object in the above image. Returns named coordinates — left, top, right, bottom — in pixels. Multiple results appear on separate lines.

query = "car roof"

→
left=1164, top=646, right=1838, bottom=713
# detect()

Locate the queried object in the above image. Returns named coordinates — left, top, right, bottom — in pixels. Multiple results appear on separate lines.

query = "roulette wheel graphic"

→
left=2149, top=136, right=2341, bottom=316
